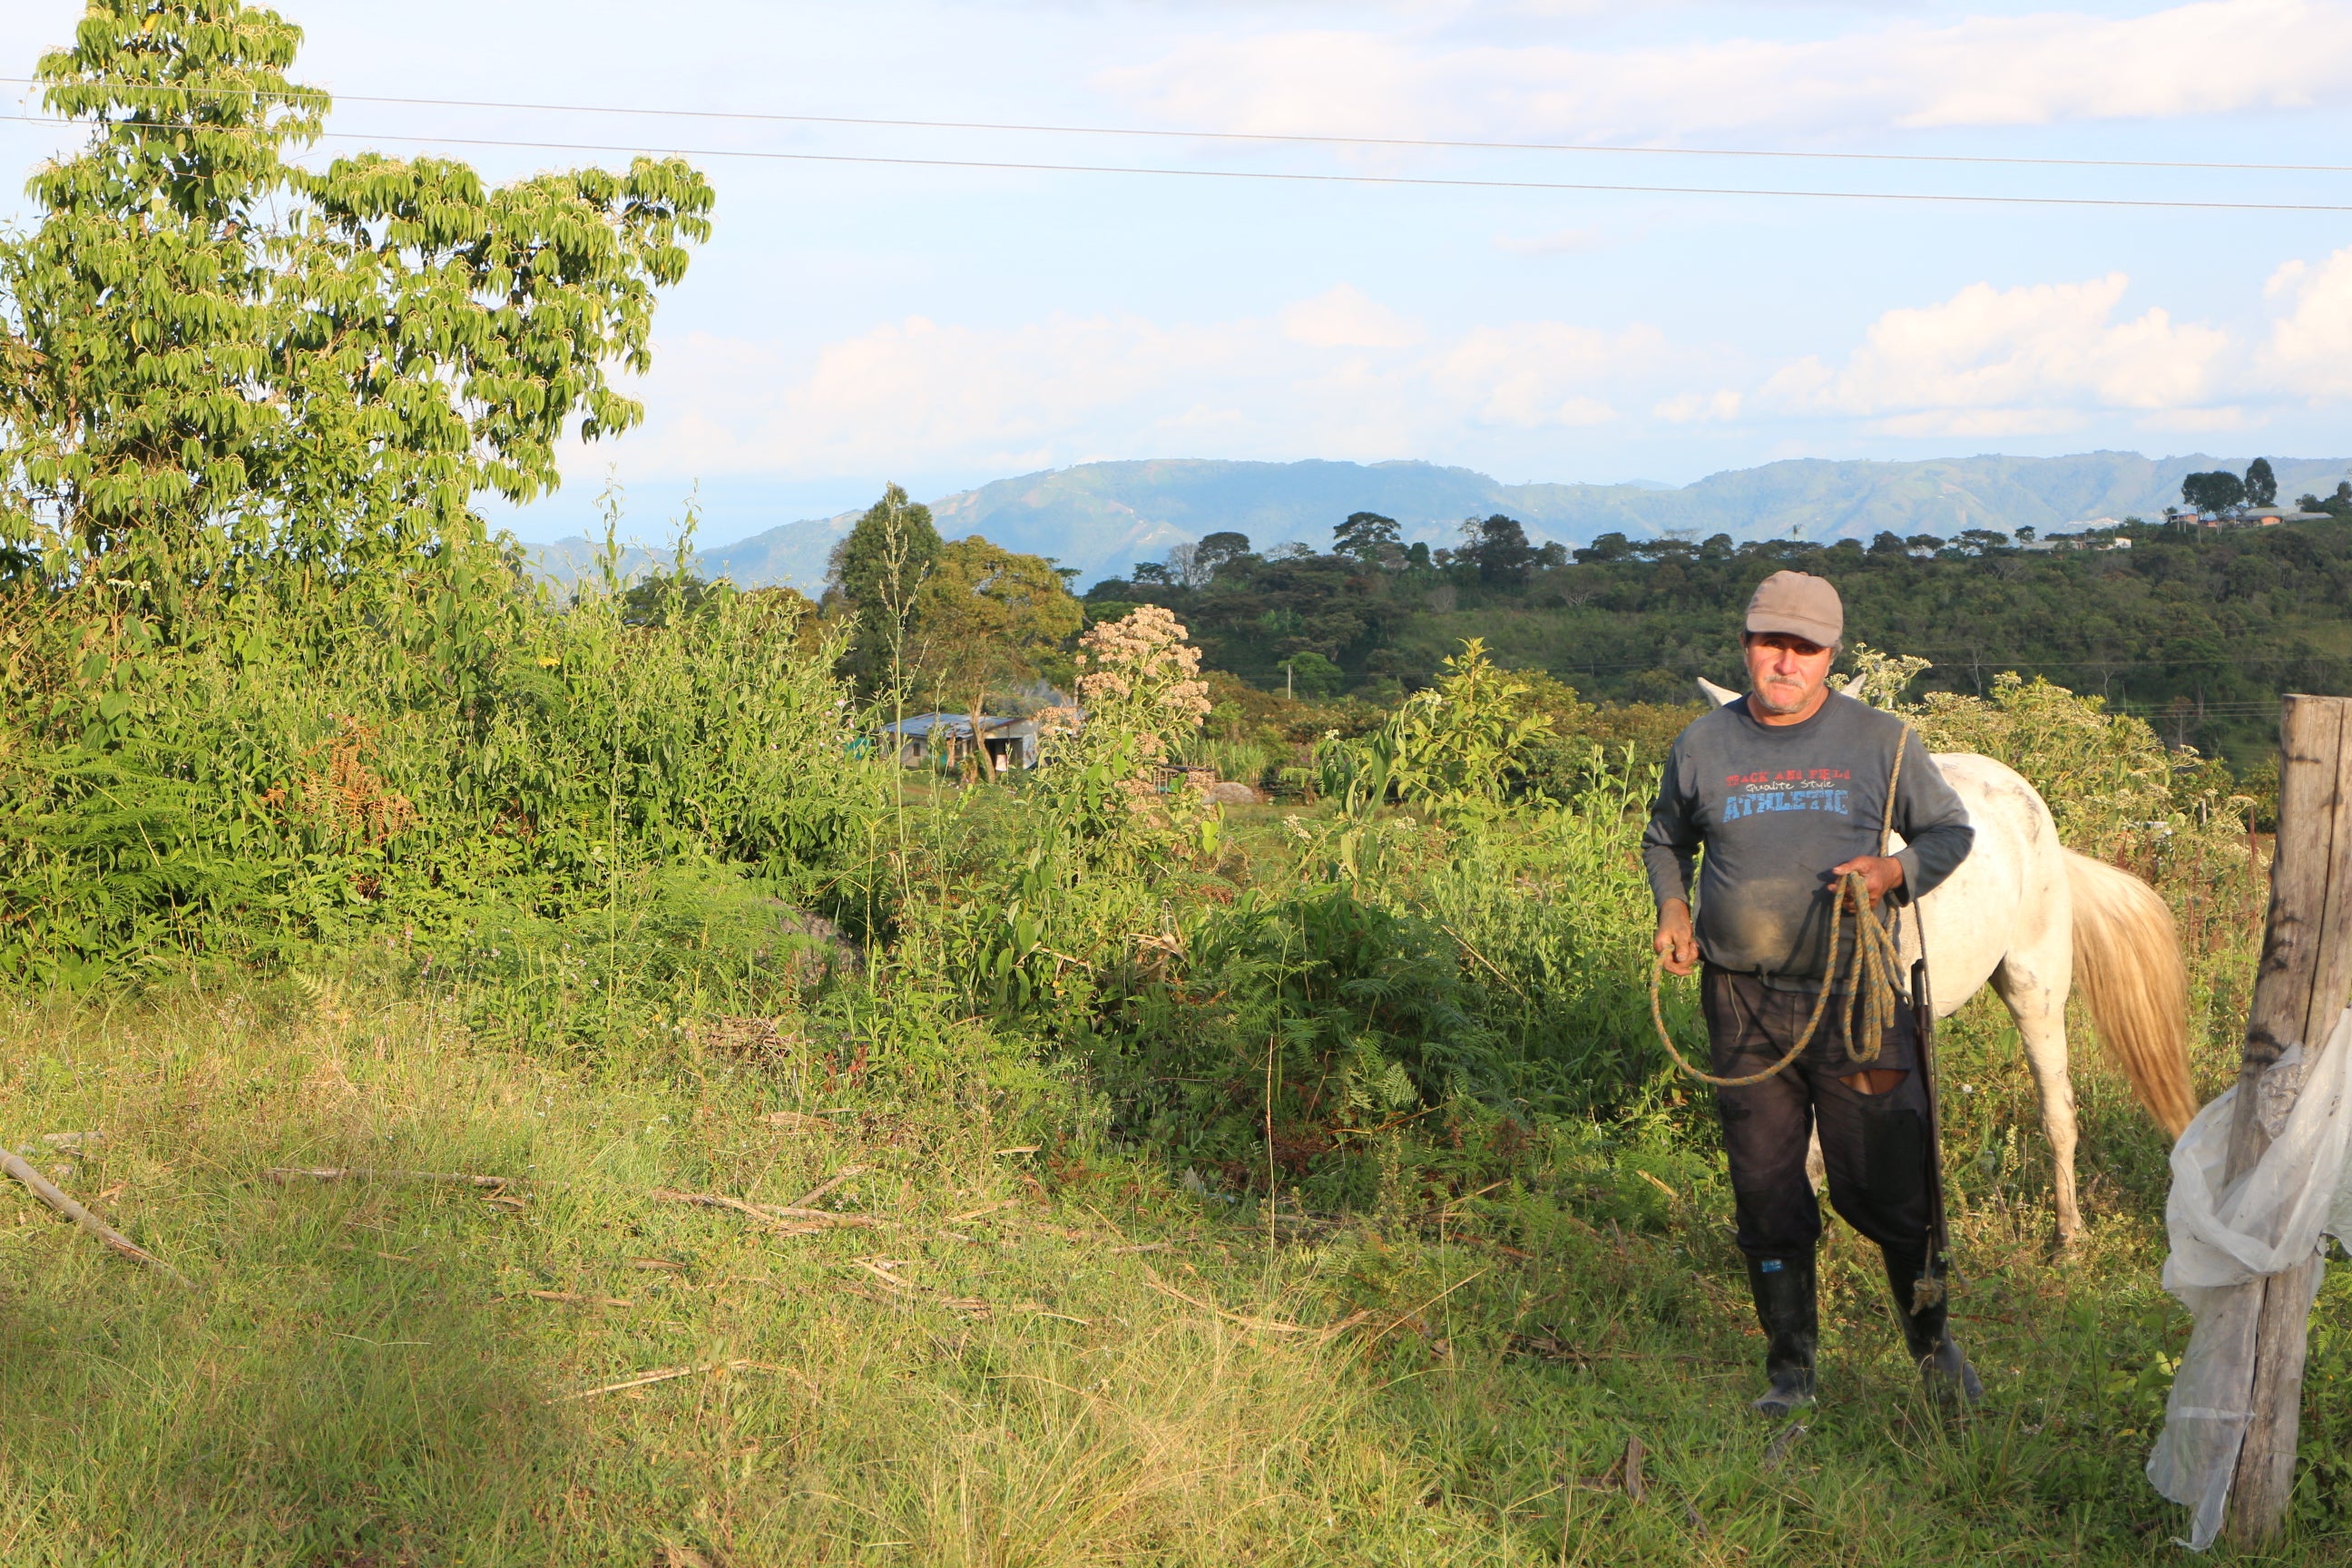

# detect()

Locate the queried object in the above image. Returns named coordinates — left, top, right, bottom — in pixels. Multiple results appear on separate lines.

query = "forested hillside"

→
left=1087, top=513, right=2352, bottom=766
left=525, top=449, right=2352, bottom=594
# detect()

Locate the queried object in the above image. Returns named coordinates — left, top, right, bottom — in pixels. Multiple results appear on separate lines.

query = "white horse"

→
left=1695, top=677, right=2197, bottom=1245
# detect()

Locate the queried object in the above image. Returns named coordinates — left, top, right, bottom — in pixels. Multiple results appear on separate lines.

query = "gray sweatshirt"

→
left=1642, top=692, right=1974, bottom=988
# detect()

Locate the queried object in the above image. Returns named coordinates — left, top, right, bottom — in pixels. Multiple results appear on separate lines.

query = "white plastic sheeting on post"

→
left=2148, top=1007, right=2352, bottom=1550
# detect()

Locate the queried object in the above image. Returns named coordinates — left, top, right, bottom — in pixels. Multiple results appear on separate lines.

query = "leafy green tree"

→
left=2245, top=457, right=2278, bottom=508
left=1281, top=651, right=1344, bottom=698
left=1464, top=514, right=1537, bottom=586
left=621, top=571, right=715, bottom=628
left=907, top=534, right=1083, bottom=772
left=1957, top=529, right=2008, bottom=554
left=0, top=0, right=712, bottom=602
left=828, top=484, right=943, bottom=697
left=1193, top=531, right=1254, bottom=581
left=1332, top=510, right=1401, bottom=564
left=2182, top=470, right=2244, bottom=514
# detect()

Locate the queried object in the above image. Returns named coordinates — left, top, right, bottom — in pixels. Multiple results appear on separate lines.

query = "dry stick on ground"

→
left=765, top=1204, right=879, bottom=1226
left=0, top=1148, right=185, bottom=1281
left=1142, top=1269, right=1371, bottom=1339
left=650, top=1188, right=823, bottom=1234
left=550, top=1358, right=789, bottom=1403
left=787, top=1165, right=870, bottom=1209
left=649, top=1187, right=877, bottom=1231
left=1362, top=1268, right=1495, bottom=1350
left=848, top=1259, right=1083, bottom=1322
left=265, top=1167, right=517, bottom=1190
left=334, top=1244, right=416, bottom=1263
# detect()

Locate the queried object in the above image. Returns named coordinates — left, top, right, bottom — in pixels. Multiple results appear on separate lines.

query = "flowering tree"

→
left=1037, top=605, right=1212, bottom=847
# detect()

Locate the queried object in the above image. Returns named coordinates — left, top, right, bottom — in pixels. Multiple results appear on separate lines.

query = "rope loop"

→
left=1649, top=717, right=1913, bottom=1087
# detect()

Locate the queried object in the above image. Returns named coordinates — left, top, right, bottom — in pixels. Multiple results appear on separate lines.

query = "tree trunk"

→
left=967, top=697, right=993, bottom=785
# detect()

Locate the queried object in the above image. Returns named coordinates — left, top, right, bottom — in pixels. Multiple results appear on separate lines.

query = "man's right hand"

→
left=1654, top=900, right=1700, bottom=976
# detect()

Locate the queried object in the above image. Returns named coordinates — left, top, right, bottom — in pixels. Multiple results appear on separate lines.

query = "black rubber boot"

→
left=1745, top=1253, right=1818, bottom=1417
left=1885, top=1251, right=1984, bottom=1406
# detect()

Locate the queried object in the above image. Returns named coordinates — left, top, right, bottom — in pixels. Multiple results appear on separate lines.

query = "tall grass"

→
left=0, top=555, right=884, bottom=983
left=5, top=951, right=2347, bottom=1564
left=6, top=544, right=2344, bottom=1556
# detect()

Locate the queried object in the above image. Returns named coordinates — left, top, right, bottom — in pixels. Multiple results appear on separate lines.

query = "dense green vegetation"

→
left=1090, top=512, right=2352, bottom=768
left=4, top=5, right=2349, bottom=1563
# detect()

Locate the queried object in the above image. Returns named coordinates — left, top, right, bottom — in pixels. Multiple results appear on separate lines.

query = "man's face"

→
left=1744, top=632, right=1835, bottom=717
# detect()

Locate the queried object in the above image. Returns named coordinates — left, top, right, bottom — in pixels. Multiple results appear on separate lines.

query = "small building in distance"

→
left=2168, top=505, right=2331, bottom=529
left=2239, top=505, right=2330, bottom=526
left=882, top=712, right=1051, bottom=772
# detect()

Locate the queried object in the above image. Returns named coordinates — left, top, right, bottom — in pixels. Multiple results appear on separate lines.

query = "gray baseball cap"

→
left=1745, top=571, right=1842, bottom=646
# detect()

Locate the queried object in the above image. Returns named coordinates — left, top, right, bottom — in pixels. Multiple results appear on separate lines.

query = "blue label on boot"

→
left=1760, top=1259, right=1783, bottom=1273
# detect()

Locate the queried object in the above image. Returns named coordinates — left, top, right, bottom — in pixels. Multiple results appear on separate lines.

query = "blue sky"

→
left=7, top=1, right=2352, bottom=545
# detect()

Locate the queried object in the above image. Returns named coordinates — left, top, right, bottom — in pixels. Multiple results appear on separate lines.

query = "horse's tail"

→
left=2063, top=849, right=2197, bottom=1138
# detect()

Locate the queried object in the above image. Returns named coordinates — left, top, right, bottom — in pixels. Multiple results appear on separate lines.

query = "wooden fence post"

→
left=2223, top=694, right=2352, bottom=1547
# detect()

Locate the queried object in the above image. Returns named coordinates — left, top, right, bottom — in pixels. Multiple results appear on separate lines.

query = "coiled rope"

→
left=1648, top=721, right=1912, bottom=1087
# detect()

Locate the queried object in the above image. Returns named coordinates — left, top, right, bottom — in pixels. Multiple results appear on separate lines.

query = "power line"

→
left=5, top=114, right=2352, bottom=214
left=5, top=74, right=2350, bottom=178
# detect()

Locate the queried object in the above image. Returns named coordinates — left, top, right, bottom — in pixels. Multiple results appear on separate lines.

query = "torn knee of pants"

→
left=1838, top=1068, right=1908, bottom=1096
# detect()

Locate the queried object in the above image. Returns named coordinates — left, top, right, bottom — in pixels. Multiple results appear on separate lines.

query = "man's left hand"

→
left=1829, top=853, right=1906, bottom=907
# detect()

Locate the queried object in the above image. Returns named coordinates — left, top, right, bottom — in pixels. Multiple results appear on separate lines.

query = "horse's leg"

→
left=1991, top=949, right=2082, bottom=1248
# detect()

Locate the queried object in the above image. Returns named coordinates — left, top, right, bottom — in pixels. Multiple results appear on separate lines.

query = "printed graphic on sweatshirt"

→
left=1719, top=766, right=1853, bottom=824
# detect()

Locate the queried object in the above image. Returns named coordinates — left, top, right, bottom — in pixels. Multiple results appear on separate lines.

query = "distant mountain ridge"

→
left=525, top=451, right=2352, bottom=592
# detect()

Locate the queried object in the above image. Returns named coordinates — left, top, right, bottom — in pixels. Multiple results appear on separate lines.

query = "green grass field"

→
left=10, top=8, right=2349, bottom=1556
left=5, top=965, right=2345, bottom=1567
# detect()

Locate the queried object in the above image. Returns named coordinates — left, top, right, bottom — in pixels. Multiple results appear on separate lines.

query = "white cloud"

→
left=1281, top=284, right=1425, bottom=348
left=2136, top=406, right=2250, bottom=432
left=1654, top=389, right=1743, bottom=424
left=1868, top=408, right=2091, bottom=439
left=1433, top=322, right=1658, bottom=426
left=2261, top=246, right=2352, bottom=397
left=1762, top=274, right=2230, bottom=435
left=581, top=257, right=2352, bottom=493
left=1099, top=1, right=2352, bottom=142
left=601, top=291, right=1673, bottom=479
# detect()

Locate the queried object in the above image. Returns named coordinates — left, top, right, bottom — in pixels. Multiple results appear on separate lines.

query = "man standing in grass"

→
left=1642, top=571, right=1982, bottom=1416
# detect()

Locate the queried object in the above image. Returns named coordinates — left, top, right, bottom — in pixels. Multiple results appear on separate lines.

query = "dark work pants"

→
left=1702, top=965, right=1934, bottom=1275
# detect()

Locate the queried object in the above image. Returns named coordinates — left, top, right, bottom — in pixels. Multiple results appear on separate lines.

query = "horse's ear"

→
left=1696, top=677, right=1740, bottom=708
left=1841, top=673, right=1867, bottom=699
